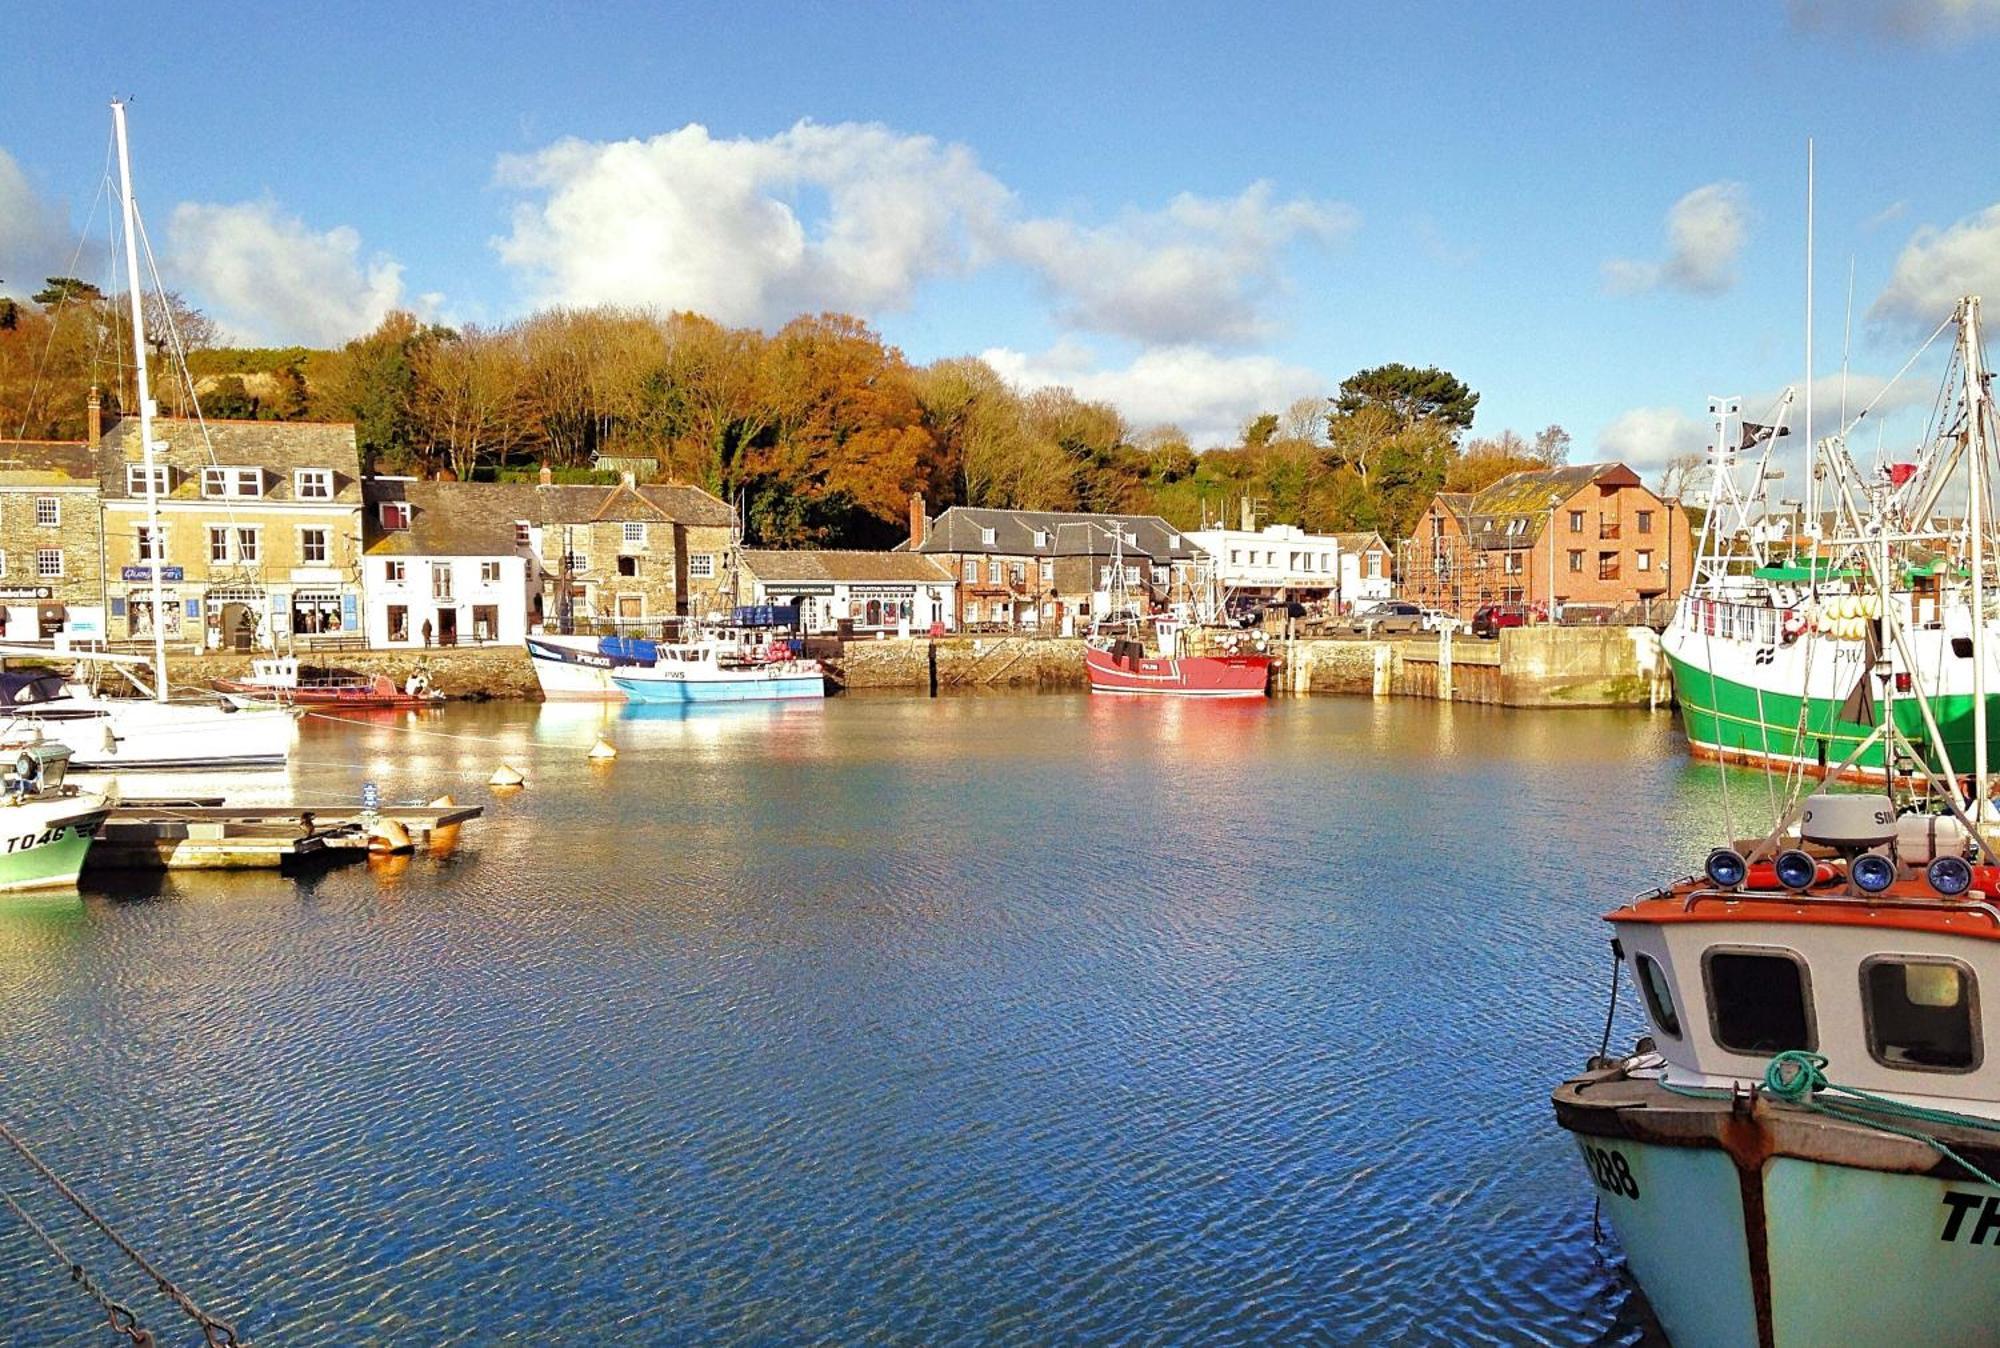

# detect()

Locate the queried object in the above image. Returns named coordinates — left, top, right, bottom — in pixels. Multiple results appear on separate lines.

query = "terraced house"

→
left=525, top=471, right=737, bottom=630
left=0, top=432, right=105, bottom=640
left=97, top=417, right=365, bottom=649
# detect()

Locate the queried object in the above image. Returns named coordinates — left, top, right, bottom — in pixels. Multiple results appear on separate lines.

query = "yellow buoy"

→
left=588, top=737, right=618, bottom=761
left=368, top=818, right=415, bottom=854
left=428, top=794, right=461, bottom=852
left=489, top=764, right=526, bottom=788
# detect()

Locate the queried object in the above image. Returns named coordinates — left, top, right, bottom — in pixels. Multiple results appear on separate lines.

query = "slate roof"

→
left=98, top=416, right=362, bottom=502
left=0, top=439, right=98, bottom=486
left=1448, top=463, right=1645, bottom=551
left=1331, top=531, right=1390, bottom=554
left=531, top=481, right=735, bottom=528
left=917, top=506, right=1203, bottom=561
left=741, top=549, right=953, bottom=585
left=363, top=480, right=531, bottom=557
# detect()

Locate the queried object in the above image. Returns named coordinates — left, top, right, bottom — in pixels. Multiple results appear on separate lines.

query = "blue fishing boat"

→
left=611, top=641, right=826, bottom=704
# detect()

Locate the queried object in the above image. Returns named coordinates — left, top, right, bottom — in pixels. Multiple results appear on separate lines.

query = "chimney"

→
left=909, top=491, right=927, bottom=549
left=87, top=386, right=102, bottom=446
left=1239, top=495, right=1254, bottom=532
left=538, top=462, right=552, bottom=487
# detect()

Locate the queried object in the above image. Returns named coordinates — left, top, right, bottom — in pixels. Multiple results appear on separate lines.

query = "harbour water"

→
left=0, top=693, right=1741, bottom=1344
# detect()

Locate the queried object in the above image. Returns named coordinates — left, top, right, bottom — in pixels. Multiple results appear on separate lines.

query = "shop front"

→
left=284, top=589, right=361, bottom=642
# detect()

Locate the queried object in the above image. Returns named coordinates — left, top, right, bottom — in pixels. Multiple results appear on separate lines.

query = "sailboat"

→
left=0, top=103, right=298, bottom=772
left=1553, top=296, right=2000, bottom=1346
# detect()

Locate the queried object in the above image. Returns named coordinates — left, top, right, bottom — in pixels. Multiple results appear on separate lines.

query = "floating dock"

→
left=87, top=802, right=482, bottom=871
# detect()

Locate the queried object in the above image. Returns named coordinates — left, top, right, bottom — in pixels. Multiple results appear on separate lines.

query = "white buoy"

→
left=488, top=764, right=525, bottom=788
left=588, top=737, right=618, bottom=761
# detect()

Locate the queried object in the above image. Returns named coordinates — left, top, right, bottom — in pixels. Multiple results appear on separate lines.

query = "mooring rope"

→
left=0, top=1185, right=154, bottom=1345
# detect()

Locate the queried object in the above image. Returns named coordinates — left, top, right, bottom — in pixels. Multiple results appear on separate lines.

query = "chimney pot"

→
left=909, top=490, right=927, bottom=549
left=538, top=463, right=553, bottom=487
left=87, top=386, right=102, bottom=447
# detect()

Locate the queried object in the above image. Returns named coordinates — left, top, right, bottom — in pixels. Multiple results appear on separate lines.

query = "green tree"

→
left=1334, top=363, right=1479, bottom=433
left=325, top=311, right=447, bottom=471
left=32, top=277, right=103, bottom=307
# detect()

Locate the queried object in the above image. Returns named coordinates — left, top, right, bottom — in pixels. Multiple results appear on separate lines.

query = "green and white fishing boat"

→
left=0, top=742, right=110, bottom=894
left=1557, top=295, right=2000, bottom=1346
left=1664, top=297, right=2000, bottom=782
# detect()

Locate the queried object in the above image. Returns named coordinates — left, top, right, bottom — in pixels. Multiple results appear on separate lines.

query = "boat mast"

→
left=1966, top=297, right=1989, bottom=816
left=1803, top=138, right=1816, bottom=549
left=112, top=101, right=169, bottom=702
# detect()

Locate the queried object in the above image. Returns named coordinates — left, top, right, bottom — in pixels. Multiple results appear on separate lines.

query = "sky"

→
left=5, top=0, right=2000, bottom=485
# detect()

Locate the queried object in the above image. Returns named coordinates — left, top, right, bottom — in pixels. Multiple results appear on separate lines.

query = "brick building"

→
left=907, top=494, right=1202, bottom=632
left=1400, top=462, right=1693, bottom=620
left=0, top=434, right=105, bottom=639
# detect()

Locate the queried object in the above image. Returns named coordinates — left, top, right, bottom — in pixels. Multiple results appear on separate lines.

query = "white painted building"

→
left=739, top=550, right=957, bottom=635
left=1187, top=524, right=1344, bottom=603
left=362, top=479, right=537, bottom=648
left=1334, top=531, right=1395, bottom=610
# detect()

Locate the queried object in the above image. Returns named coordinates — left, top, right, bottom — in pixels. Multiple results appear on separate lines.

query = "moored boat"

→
left=526, top=633, right=656, bottom=701
left=612, top=640, right=826, bottom=704
left=214, top=657, right=443, bottom=710
left=0, top=670, right=295, bottom=771
left=1082, top=640, right=1271, bottom=698
left=0, top=744, right=110, bottom=894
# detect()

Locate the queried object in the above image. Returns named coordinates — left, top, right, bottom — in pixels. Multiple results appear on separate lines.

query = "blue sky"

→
left=5, top=1, right=1999, bottom=476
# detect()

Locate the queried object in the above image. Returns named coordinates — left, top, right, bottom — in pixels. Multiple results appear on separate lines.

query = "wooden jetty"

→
left=87, top=801, right=482, bottom=871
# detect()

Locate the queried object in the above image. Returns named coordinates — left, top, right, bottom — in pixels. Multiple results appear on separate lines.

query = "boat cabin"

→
left=1611, top=795, right=2000, bottom=1111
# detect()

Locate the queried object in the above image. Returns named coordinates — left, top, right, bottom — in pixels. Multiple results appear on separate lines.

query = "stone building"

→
left=907, top=494, right=1202, bottom=632
left=526, top=474, right=736, bottom=630
left=0, top=434, right=106, bottom=640
left=97, top=416, right=366, bottom=649
left=1400, top=462, right=1693, bottom=620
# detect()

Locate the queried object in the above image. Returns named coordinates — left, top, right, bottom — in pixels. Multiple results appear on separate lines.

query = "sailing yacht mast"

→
left=1804, top=138, right=1816, bottom=546
left=1965, top=297, right=1989, bottom=814
left=112, top=101, right=169, bottom=701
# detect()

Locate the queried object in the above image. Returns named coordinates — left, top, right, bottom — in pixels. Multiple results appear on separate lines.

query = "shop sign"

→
left=121, top=565, right=184, bottom=582
left=0, top=586, right=52, bottom=601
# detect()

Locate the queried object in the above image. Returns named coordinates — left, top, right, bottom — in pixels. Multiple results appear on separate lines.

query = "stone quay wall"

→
left=95, top=644, right=545, bottom=701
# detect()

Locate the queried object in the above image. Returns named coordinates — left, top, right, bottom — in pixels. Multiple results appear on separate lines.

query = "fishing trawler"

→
left=1081, top=526, right=1272, bottom=698
left=1554, top=296, right=2000, bottom=1346
left=0, top=741, right=110, bottom=893
left=611, top=639, right=825, bottom=705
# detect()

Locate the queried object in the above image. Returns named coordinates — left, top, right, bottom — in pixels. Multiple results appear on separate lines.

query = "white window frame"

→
left=236, top=527, right=260, bottom=564
left=36, top=548, right=62, bottom=579
left=480, top=560, right=502, bottom=583
left=126, top=465, right=168, bottom=497
left=979, top=527, right=996, bottom=545
left=687, top=553, right=715, bottom=579
left=299, top=527, right=330, bottom=566
left=208, top=525, right=231, bottom=564
left=1637, top=550, right=1654, bottom=572
left=379, top=502, right=411, bottom=530
left=384, top=560, right=407, bottom=583
left=136, top=525, right=166, bottom=562
left=621, top=521, right=648, bottom=550
left=35, top=497, right=59, bottom=527
left=1032, top=529, right=1048, bottom=549
left=294, top=469, right=334, bottom=500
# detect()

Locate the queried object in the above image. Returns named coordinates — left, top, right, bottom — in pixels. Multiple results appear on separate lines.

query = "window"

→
left=236, top=528, right=259, bottom=563
left=980, top=527, right=996, bottom=545
left=617, top=555, right=639, bottom=577
left=380, top=502, right=411, bottom=530
left=1039, top=559, right=1053, bottom=583
left=473, top=605, right=499, bottom=642
left=1503, top=552, right=1522, bottom=576
left=35, top=549, right=61, bottom=579
left=1863, top=957, right=1978, bottom=1072
left=989, top=559, right=1003, bottom=584
left=1569, top=510, right=1584, bottom=532
left=1229, top=549, right=1241, bottom=565
left=1032, top=530, right=1049, bottom=548
left=126, top=465, right=168, bottom=497
left=201, top=467, right=228, bottom=498
left=565, top=551, right=590, bottom=575
left=203, top=466, right=263, bottom=499
left=35, top=497, right=58, bottom=527
left=962, top=558, right=978, bottom=583
left=384, top=561, right=407, bottom=583
left=1568, top=550, right=1584, bottom=573
left=1638, top=510, right=1654, bottom=534
left=1637, top=549, right=1654, bottom=572
left=687, top=554, right=715, bottom=579
left=514, top=522, right=531, bottom=548
left=300, top=527, right=329, bottom=565
left=480, top=561, right=502, bottom=583
left=1705, top=948, right=1814, bottom=1055
left=1598, top=552, right=1620, bottom=581
left=1123, top=565, right=1140, bottom=585
left=622, top=522, right=647, bottom=549
left=136, top=525, right=165, bottom=562
left=1636, top=954, right=1681, bottom=1039
left=209, top=526, right=230, bottom=563
left=294, top=469, right=333, bottom=499
left=431, top=562, right=454, bottom=601
left=1008, top=562, right=1025, bottom=588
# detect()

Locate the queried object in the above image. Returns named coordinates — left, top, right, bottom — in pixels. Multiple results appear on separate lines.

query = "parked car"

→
left=1340, top=600, right=1428, bottom=637
left=1471, top=603, right=1532, bottom=639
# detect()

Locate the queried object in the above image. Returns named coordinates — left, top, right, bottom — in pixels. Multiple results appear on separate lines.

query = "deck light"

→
left=1774, top=849, right=1819, bottom=891
left=1928, top=855, right=1974, bottom=897
left=1851, top=853, right=1896, bottom=894
left=1705, top=847, right=1748, bottom=889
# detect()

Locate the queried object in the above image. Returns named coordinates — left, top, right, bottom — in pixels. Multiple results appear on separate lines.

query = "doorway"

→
left=437, top=609, right=459, bottom=647
left=221, top=601, right=257, bottom=652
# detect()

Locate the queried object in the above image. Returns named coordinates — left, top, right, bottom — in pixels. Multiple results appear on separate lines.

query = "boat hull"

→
left=0, top=700, right=296, bottom=771
left=527, top=636, right=640, bottom=702
left=1083, top=647, right=1270, bottom=698
left=612, top=670, right=826, bottom=704
left=0, top=797, right=108, bottom=893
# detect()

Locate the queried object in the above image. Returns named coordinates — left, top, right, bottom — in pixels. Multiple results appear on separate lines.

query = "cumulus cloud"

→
left=1598, top=406, right=1712, bottom=474
left=1869, top=203, right=2000, bottom=327
left=981, top=341, right=1328, bottom=446
left=493, top=120, right=1351, bottom=346
left=0, top=149, right=87, bottom=294
left=1787, top=0, right=2000, bottom=41
left=166, top=201, right=415, bottom=346
left=1603, top=182, right=1750, bottom=296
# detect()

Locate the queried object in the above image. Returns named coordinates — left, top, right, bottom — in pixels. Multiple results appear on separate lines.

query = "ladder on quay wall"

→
left=944, top=637, right=1032, bottom=687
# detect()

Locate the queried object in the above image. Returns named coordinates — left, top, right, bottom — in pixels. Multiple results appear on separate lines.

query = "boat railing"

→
left=1680, top=886, right=2000, bottom=928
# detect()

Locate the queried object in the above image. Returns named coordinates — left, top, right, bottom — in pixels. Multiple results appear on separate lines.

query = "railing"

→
left=1597, top=562, right=1621, bottom=581
left=1599, top=521, right=1621, bottom=540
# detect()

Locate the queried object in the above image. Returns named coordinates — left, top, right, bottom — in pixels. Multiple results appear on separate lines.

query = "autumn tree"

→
left=324, top=310, right=449, bottom=471
left=410, top=325, right=531, bottom=479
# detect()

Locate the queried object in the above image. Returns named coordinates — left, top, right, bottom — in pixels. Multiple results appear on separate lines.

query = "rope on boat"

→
left=1663, top=1049, right=2000, bottom=1190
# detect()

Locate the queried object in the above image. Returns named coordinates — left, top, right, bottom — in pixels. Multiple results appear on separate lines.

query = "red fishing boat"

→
left=1083, top=636, right=1271, bottom=698
left=214, top=658, right=444, bottom=710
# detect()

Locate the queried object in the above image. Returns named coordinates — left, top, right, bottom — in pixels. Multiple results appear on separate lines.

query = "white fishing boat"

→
left=525, top=633, right=657, bottom=701
left=1555, top=294, right=2000, bottom=1346
left=0, top=743, right=111, bottom=894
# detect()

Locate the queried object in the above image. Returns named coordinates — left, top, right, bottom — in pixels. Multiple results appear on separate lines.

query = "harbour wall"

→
left=81, top=645, right=544, bottom=702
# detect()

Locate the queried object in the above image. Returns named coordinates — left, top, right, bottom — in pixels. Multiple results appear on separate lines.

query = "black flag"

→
left=1741, top=422, right=1793, bottom=450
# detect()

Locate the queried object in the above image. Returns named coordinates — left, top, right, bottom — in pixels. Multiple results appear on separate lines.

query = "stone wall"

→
left=832, top=636, right=1089, bottom=690
left=1278, top=627, right=1671, bottom=708
left=131, top=644, right=543, bottom=701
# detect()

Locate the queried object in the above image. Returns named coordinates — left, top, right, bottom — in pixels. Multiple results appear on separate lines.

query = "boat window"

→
left=1636, top=954, right=1681, bottom=1039
left=1704, top=948, right=1814, bottom=1055
left=1862, top=957, right=1979, bottom=1073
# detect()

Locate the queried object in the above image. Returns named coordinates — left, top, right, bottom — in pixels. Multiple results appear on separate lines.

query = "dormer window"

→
left=202, top=466, right=263, bottom=498
left=379, top=502, right=411, bottom=530
left=514, top=522, right=531, bottom=548
left=127, top=465, right=169, bottom=497
left=980, top=527, right=996, bottom=546
left=1167, top=534, right=1180, bottom=549
left=294, top=469, right=333, bottom=500
left=1032, top=530, right=1049, bottom=549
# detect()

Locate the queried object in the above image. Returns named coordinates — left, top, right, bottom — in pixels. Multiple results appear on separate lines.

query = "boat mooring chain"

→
left=1, top=1185, right=154, bottom=1346
left=0, top=1117, right=246, bottom=1345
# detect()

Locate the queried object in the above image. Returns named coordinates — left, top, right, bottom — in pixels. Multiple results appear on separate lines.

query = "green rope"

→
left=1655, top=1049, right=2000, bottom=1190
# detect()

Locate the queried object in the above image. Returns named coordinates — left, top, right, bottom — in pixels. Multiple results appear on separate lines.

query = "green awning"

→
left=1754, top=562, right=1860, bottom=582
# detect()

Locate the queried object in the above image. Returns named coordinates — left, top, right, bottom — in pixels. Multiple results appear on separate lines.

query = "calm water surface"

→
left=0, top=693, right=1747, bottom=1345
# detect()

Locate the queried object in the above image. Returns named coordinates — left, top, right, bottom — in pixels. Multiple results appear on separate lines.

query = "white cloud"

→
left=1788, top=0, right=2000, bottom=41
left=1597, top=406, right=1711, bottom=474
left=1869, top=203, right=2000, bottom=327
left=1603, top=182, right=1750, bottom=296
left=493, top=120, right=1352, bottom=346
left=0, top=149, right=88, bottom=295
left=981, top=341, right=1328, bottom=446
left=166, top=200, right=413, bottom=346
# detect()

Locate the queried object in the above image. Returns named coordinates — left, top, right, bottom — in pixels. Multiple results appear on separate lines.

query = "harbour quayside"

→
left=1554, top=295, right=2000, bottom=1347
left=1664, top=297, right=2000, bottom=782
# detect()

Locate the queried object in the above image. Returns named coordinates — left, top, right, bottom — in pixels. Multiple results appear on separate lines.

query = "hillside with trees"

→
left=0, top=283, right=1571, bottom=547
